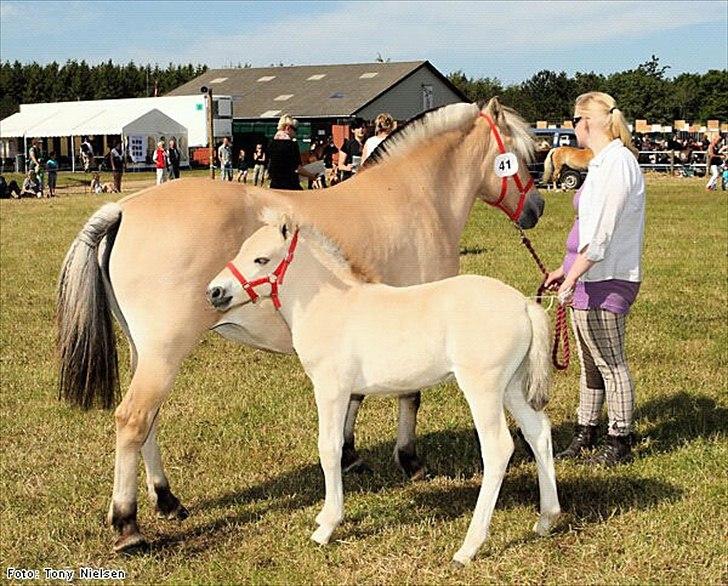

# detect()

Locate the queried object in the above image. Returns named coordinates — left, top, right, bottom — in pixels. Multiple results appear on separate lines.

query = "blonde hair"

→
left=575, top=91, right=636, bottom=156
left=374, top=112, right=395, bottom=134
left=277, top=114, right=298, bottom=131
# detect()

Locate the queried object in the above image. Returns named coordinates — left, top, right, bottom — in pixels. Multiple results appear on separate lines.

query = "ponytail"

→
left=609, top=108, right=638, bottom=157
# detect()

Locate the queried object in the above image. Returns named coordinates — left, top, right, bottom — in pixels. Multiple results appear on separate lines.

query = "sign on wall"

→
left=129, top=135, right=147, bottom=163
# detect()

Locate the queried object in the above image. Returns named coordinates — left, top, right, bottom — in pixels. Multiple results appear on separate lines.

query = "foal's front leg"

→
left=311, top=380, right=351, bottom=545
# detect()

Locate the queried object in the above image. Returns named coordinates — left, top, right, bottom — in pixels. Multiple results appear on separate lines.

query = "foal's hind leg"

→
left=142, top=419, right=189, bottom=521
left=394, top=392, right=426, bottom=480
left=452, top=370, right=514, bottom=566
left=504, top=376, right=561, bottom=536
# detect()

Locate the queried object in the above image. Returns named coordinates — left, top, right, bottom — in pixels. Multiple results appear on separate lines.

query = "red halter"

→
left=479, top=113, right=534, bottom=222
left=225, top=229, right=300, bottom=310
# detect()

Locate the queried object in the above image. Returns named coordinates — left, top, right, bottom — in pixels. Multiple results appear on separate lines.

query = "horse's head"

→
left=207, top=213, right=296, bottom=312
left=477, top=97, right=544, bottom=229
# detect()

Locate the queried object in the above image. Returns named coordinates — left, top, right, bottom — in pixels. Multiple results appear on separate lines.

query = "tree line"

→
left=447, top=56, right=727, bottom=125
left=0, top=60, right=208, bottom=120
left=1, top=56, right=725, bottom=125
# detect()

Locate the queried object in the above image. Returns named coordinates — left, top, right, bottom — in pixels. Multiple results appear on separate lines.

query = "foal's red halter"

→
left=479, top=113, right=534, bottom=222
left=225, top=229, right=300, bottom=310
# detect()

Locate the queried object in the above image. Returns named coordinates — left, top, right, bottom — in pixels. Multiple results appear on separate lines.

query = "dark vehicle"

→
left=529, top=128, right=586, bottom=189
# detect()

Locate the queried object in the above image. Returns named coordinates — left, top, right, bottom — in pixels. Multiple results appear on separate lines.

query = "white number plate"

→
left=494, top=152, right=518, bottom=177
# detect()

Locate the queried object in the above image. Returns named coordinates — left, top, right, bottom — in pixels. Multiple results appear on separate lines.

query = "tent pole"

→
left=71, top=135, right=75, bottom=173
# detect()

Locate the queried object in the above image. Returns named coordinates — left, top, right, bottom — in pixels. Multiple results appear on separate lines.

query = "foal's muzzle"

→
left=206, top=286, right=232, bottom=311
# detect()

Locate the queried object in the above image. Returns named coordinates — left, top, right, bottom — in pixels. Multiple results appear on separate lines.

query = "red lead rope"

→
left=514, top=223, right=570, bottom=371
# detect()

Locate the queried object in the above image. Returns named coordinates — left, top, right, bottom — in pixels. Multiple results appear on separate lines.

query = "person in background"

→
left=218, top=137, right=233, bottom=182
left=252, top=143, right=267, bottom=186
left=322, top=135, right=338, bottom=187
left=110, top=140, right=125, bottom=193
left=705, top=134, right=723, bottom=191
left=338, top=118, right=367, bottom=181
left=236, top=148, right=250, bottom=183
left=45, top=151, right=59, bottom=197
left=153, top=140, right=167, bottom=185
left=28, top=138, right=43, bottom=196
left=80, top=137, right=95, bottom=172
left=0, top=175, right=22, bottom=199
left=545, top=91, right=646, bottom=467
left=166, top=137, right=181, bottom=180
left=267, top=114, right=317, bottom=190
left=361, top=112, right=396, bottom=163
left=21, top=169, right=42, bottom=198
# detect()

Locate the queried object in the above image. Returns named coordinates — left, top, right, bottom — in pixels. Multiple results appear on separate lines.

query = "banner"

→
left=129, top=135, right=146, bottom=163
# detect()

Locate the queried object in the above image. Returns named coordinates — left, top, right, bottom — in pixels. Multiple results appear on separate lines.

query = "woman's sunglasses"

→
left=572, top=116, right=583, bottom=127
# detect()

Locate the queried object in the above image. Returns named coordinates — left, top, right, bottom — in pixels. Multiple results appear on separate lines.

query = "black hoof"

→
left=396, top=449, right=427, bottom=481
left=154, top=485, right=189, bottom=521
left=342, top=456, right=373, bottom=475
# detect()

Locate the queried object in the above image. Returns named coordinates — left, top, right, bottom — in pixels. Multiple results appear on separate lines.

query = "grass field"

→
left=1, top=176, right=726, bottom=584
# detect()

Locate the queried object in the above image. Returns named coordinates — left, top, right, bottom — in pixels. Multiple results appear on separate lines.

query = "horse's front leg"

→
left=142, top=419, right=189, bottom=521
left=394, top=392, right=426, bottom=480
left=311, top=379, right=351, bottom=545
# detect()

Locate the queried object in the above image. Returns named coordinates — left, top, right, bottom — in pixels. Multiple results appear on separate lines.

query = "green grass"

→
left=1, top=176, right=726, bottom=584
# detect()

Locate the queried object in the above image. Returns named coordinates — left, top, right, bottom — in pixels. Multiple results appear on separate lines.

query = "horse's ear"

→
left=279, top=214, right=296, bottom=241
left=485, top=96, right=503, bottom=123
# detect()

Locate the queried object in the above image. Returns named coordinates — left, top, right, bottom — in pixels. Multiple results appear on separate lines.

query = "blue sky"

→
left=1, top=1, right=725, bottom=84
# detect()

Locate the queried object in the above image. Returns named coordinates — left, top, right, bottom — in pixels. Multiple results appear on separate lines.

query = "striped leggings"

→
left=571, top=309, right=635, bottom=436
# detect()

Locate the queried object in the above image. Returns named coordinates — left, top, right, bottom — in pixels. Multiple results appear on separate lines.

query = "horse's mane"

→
left=362, top=100, right=535, bottom=168
left=362, top=102, right=479, bottom=168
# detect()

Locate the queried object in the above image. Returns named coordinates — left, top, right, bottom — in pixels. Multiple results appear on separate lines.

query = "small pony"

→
left=90, top=172, right=118, bottom=194
left=542, top=146, right=593, bottom=190
left=206, top=212, right=561, bottom=566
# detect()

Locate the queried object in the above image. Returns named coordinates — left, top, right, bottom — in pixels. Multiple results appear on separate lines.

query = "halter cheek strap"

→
left=225, top=229, right=300, bottom=310
left=479, top=113, right=534, bottom=222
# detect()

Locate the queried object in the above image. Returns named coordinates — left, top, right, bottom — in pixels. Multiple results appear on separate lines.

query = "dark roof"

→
left=166, top=61, right=468, bottom=118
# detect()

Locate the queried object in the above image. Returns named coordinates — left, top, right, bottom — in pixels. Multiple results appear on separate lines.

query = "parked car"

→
left=528, top=128, right=587, bottom=189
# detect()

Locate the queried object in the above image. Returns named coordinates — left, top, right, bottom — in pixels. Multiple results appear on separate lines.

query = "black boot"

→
left=589, top=434, right=633, bottom=467
left=555, top=424, right=598, bottom=460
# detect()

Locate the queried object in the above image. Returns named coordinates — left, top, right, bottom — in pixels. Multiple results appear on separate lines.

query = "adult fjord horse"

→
left=57, top=98, right=544, bottom=552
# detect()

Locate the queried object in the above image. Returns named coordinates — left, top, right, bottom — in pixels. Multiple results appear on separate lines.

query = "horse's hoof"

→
left=451, top=560, right=466, bottom=570
left=396, top=449, right=427, bottom=481
left=311, top=525, right=333, bottom=545
left=113, top=532, right=149, bottom=555
left=451, top=551, right=470, bottom=568
left=533, top=511, right=561, bottom=536
left=157, top=503, right=189, bottom=521
left=342, top=457, right=373, bottom=475
left=154, top=485, right=189, bottom=521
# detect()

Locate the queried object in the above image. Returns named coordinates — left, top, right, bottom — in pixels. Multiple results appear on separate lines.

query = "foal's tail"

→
left=57, top=203, right=122, bottom=409
left=524, top=300, right=551, bottom=411
left=542, top=148, right=556, bottom=184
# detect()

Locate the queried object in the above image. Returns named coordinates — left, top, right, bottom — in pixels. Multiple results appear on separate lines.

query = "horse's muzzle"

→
left=518, top=192, right=545, bottom=229
left=206, top=286, right=232, bottom=311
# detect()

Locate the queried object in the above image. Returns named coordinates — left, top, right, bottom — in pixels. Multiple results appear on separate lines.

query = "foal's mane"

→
left=298, top=224, right=377, bottom=283
left=362, top=100, right=535, bottom=168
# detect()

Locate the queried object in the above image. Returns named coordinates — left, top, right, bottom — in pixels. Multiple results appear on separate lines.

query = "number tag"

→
left=494, top=152, right=518, bottom=177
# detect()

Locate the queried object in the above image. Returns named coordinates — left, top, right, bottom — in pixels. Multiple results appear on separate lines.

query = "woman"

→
left=236, top=148, right=249, bottom=183
left=153, top=140, right=166, bottom=185
left=361, top=112, right=396, bottom=163
left=252, top=143, right=267, bottom=186
left=21, top=170, right=42, bottom=198
left=267, top=115, right=317, bottom=190
left=544, top=91, right=646, bottom=466
left=705, top=134, right=723, bottom=191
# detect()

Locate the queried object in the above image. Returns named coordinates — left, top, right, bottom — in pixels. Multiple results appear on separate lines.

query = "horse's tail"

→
left=524, top=300, right=551, bottom=411
left=542, top=149, right=556, bottom=183
left=57, top=202, right=122, bottom=410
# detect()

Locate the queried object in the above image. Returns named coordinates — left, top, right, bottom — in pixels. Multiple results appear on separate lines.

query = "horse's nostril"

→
left=207, top=286, right=224, bottom=303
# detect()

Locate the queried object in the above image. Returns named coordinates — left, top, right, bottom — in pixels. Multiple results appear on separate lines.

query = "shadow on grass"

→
left=153, top=391, right=722, bottom=556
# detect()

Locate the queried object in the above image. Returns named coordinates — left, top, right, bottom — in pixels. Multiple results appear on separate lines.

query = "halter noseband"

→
left=225, top=229, right=300, bottom=310
left=479, top=112, right=534, bottom=222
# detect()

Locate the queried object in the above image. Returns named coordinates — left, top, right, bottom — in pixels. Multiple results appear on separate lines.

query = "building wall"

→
left=357, top=67, right=464, bottom=121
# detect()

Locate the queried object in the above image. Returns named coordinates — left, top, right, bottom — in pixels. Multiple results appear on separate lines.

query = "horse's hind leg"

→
left=142, top=419, right=189, bottom=521
left=452, top=369, right=514, bottom=566
left=108, top=352, right=179, bottom=553
left=504, top=373, right=560, bottom=535
left=394, top=392, right=426, bottom=480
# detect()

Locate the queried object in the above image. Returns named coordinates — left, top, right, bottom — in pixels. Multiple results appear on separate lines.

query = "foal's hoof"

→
left=395, top=450, right=427, bottom=481
left=154, top=485, right=189, bottom=521
left=342, top=455, right=373, bottom=475
left=533, top=511, right=561, bottom=537
left=113, top=532, right=149, bottom=555
left=157, top=502, right=190, bottom=521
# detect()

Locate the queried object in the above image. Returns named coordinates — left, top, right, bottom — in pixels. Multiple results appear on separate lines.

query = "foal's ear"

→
left=485, top=96, right=503, bottom=123
left=279, top=214, right=296, bottom=241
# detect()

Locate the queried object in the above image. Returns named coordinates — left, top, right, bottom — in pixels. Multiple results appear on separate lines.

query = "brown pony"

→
left=57, top=98, right=544, bottom=553
left=542, top=146, right=593, bottom=190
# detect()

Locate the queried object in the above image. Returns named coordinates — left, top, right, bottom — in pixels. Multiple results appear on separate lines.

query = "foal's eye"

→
left=254, top=257, right=270, bottom=265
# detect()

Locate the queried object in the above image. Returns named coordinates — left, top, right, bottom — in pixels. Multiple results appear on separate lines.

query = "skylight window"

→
left=257, top=76, right=276, bottom=82
left=330, top=92, right=344, bottom=99
left=209, top=77, right=228, bottom=84
left=274, top=94, right=293, bottom=101
left=359, top=72, right=378, bottom=79
left=307, top=74, right=326, bottom=80
left=261, top=110, right=282, bottom=117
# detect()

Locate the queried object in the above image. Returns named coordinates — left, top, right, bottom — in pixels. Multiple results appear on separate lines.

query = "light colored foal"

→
left=207, top=217, right=561, bottom=566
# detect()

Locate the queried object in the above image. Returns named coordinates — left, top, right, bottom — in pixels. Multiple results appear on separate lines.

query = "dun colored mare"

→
left=207, top=216, right=561, bottom=565
left=542, top=146, right=593, bottom=190
left=57, top=98, right=544, bottom=552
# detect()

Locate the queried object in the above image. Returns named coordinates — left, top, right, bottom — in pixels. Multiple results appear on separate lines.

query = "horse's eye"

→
left=254, top=257, right=269, bottom=265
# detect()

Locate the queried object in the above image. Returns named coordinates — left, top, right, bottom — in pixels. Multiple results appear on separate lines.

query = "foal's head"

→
left=477, top=97, right=544, bottom=229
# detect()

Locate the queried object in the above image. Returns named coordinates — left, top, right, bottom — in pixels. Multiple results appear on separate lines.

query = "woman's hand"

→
left=557, top=277, right=576, bottom=306
left=543, top=266, right=565, bottom=290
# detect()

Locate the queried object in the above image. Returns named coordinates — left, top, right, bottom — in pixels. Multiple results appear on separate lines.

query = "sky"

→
left=1, top=0, right=726, bottom=84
